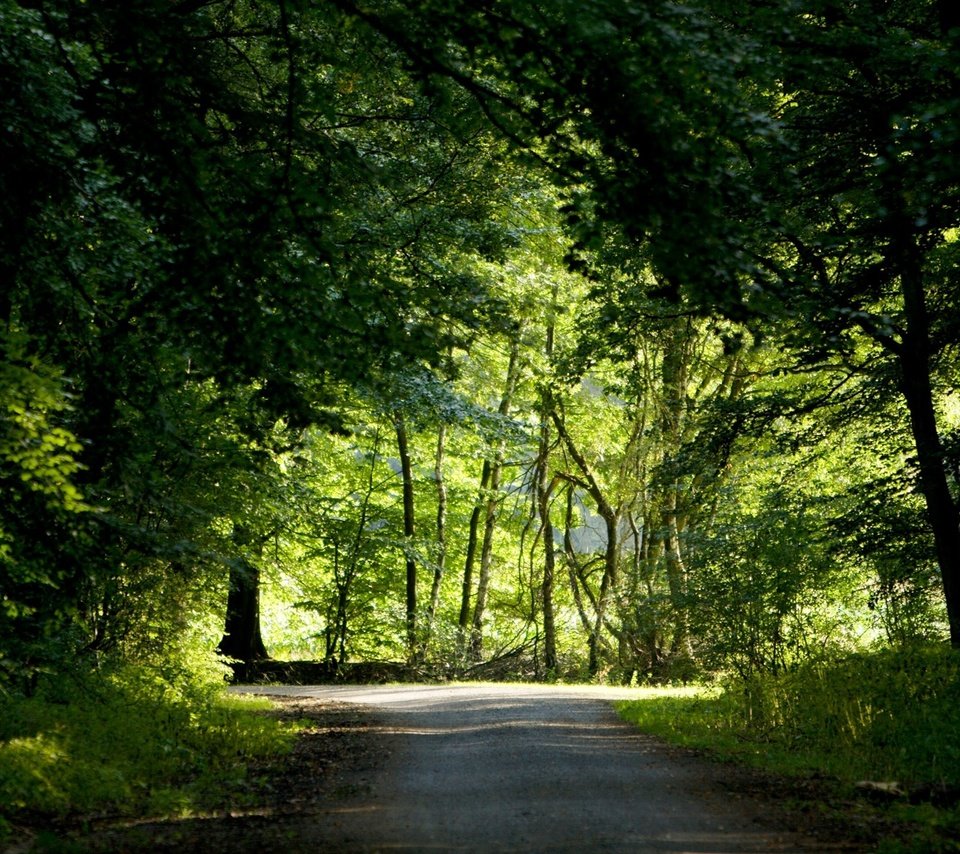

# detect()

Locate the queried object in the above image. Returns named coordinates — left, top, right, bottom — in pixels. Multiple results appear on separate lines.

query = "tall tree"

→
left=535, top=290, right=559, bottom=674
left=468, top=337, right=523, bottom=659
left=394, top=412, right=418, bottom=657
left=736, top=1, right=960, bottom=644
left=0, top=0, right=516, bottom=678
left=369, top=0, right=960, bottom=647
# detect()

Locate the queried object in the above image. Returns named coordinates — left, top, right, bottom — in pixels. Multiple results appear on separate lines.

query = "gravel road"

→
left=246, top=684, right=818, bottom=853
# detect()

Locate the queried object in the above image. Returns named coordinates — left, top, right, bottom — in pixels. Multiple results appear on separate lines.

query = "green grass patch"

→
left=0, top=661, right=303, bottom=839
left=616, top=646, right=960, bottom=851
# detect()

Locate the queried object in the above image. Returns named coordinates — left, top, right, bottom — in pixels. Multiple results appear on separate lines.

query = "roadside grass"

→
left=0, top=660, right=304, bottom=844
left=616, top=646, right=960, bottom=852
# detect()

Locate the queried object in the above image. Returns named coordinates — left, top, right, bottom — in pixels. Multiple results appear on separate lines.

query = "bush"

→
left=618, top=645, right=960, bottom=787
left=0, top=655, right=302, bottom=836
left=618, top=647, right=960, bottom=851
left=732, top=645, right=960, bottom=786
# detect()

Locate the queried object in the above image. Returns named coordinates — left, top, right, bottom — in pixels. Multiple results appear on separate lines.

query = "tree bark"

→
left=658, top=318, right=695, bottom=665
left=395, top=413, right=417, bottom=656
left=422, top=422, right=447, bottom=657
left=470, top=457, right=504, bottom=659
left=459, top=458, right=491, bottom=651
left=218, top=532, right=268, bottom=664
left=465, top=338, right=522, bottom=660
left=537, top=290, right=558, bottom=675
left=894, top=235, right=960, bottom=646
left=589, top=511, right=620, bottom=675
left=662, top=490, right=693, bottom=661
left=327, top=428, right=382, bottom=666
left=551, top=409, right=620, bottom=675
left=331, top=544, right=349, bottom=665
left=563, top=488, right=595, bottom=638
left=536, top=416, right=558, bottom=674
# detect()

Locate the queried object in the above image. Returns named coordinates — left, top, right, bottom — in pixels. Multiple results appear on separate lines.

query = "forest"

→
left=2, top=0, right=960, bottom=845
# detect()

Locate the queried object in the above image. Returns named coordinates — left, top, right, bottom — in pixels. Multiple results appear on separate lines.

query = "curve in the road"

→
left=245, top=683, right=817, bottom=853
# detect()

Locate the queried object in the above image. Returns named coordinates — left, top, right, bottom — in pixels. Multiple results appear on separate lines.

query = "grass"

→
left=616, top=646, right=960, bottom=852
left=5, top=647, right=957, bottom=850
left=0, top=661, right=304, bottom=843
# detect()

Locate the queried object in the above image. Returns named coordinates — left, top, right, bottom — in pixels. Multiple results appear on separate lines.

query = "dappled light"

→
left=3, top=0, right=959, bottom=849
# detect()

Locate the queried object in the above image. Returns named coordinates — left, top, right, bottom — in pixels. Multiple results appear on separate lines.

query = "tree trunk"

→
left=218, top=556, right=268, bottom=663
left=331, top=543, right=350, bottom=666
left=550, top=408, right=620, bottom=675
left=662, top=494, right=693, bottom=662
left=470, top=457, right=504, bottom=659
left=395, top=413, right=417, bottom=656
left=537, top=288, right=558, bottom=675
left=895, top=236, right=960, bottom=646
left=563, top=488, right=595, bottom=638
left=459, top=458, right=491, bottom=652
left=466, top=339, right=522, bottom=660
left=658, top=317, right=695, bottom=666
left=422, top=423, right=447, bottom=657
left=627, top=509, right=662, bottom=676
left=537, top=417, right=558, bottom=674
left=588, top=510, right=620, bottom=675
left=327, top=428, right=382, bottom=667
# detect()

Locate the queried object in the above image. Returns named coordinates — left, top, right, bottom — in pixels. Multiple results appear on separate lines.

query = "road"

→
left=245, top=683, right=817, bottom=853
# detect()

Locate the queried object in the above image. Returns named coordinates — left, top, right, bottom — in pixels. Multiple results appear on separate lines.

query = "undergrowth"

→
left=0, top=656, right=302, bottom=843
left=617, top=645, right=960, bottom=852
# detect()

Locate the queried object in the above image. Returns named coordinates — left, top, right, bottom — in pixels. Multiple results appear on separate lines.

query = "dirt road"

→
left=247, top=683, right=818, bottom=852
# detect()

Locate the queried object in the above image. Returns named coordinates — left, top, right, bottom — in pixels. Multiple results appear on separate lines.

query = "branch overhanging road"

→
left=242, top=683, right=818, bottom=853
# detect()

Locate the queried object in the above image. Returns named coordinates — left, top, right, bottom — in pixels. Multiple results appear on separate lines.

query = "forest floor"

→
left=19, top=685, right=917, bottom=853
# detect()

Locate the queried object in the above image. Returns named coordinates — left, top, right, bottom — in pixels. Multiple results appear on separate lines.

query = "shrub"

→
left=0, top=655, right=302, bottom=837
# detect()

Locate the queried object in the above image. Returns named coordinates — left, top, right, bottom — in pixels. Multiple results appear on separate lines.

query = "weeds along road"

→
left=244, top=683, right=818, bottom=853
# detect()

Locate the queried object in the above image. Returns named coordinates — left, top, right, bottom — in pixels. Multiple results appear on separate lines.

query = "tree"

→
left=393, top=412, right=418, bottom=657
left=467, top=338, right=522, bottom=660
left=737, top=1, right=960, bottom=644
left=218, top=529, right=270, bottom=665
left=535, top=291, right=559, bottom=675
left=372, top=0, right=960, bottom=648
left=6, top=0, right=959, bottom=690
left=0, top=0, right=516, bottom=679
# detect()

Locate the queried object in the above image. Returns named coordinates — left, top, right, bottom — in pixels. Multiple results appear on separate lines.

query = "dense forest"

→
left=2, top=0, right=960, bottom=694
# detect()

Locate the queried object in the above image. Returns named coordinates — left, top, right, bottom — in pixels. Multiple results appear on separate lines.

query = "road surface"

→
left=243, top=683, right=817, bottom=853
